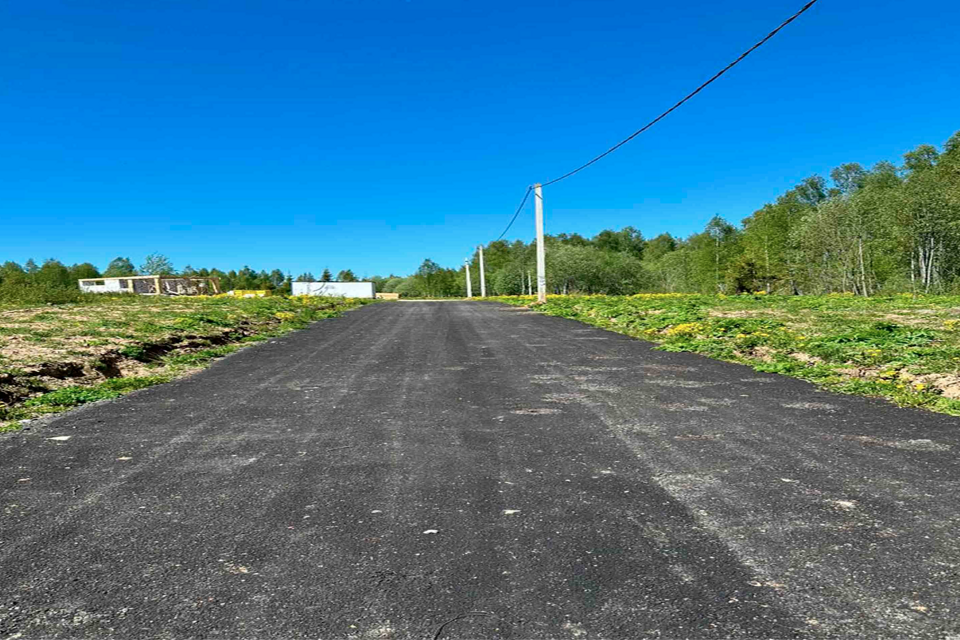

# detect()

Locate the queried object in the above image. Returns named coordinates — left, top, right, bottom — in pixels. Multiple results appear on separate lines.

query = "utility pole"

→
left=465, top=260, right=472, bottom=298
left=478, top=245, right=487, bottom=298
left=534, top=183, right=546, bottom=304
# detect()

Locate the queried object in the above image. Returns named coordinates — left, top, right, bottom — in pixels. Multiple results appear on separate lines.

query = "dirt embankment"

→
left=0, top=324, right=261, bottom=409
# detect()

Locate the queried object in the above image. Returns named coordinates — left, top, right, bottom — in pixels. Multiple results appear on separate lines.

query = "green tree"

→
left=0, top=262, right=27, bottom=286
left=381, top=277, right=405, bottom=293
left=36, top=259, right=73, bottom=288
left=321, top=269, right=332, bottom=282
left=139, top=253, right=175, bottom=276
left=642, top=234, right=679, bottom=291
left=394, top=277, right=423, bottom=298
left=703, top=216, right=739, bottom=293
left=69, top=263, right=101, bottom=281
left=492, top=268, right=525, bottom=295
left=593, top=226, right=645, bottom=259
left=413, top=259, right=442, bottom=296
left=231, top=266, right=255, bottom=289
left=337, top=269, right=357, bottom=282
left=268, top=269, right=286, bottom=288
left=644, top=234, right=677, bottom=262
left=103, top=257, right=136, bottom=277
left=893, top=144, right=959, bottom=292
left=830, top=162, right=868, bottom=195
left=555, top=232, right=591, bottom=247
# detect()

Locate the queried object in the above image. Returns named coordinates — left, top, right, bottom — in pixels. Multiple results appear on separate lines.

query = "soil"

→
left=0, top=323, right=264, bottom=410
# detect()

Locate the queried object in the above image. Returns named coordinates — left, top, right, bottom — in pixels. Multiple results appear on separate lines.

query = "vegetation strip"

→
left=0, top=295, right=370, bottom=431
left=491, top=293, right=960, bottom=416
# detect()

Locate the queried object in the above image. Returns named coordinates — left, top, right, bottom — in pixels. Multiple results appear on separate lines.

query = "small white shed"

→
left=292, top=282, right=376, bottom=299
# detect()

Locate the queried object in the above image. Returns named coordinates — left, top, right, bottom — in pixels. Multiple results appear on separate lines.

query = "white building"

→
left=292, top=281, right=376, bottom=299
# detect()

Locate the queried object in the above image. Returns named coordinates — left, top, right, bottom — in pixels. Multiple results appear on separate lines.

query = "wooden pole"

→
left=465, top=261, right=473, bottom=298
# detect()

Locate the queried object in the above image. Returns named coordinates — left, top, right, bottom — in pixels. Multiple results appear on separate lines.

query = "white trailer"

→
left=292, top=282, right=376, bottom=299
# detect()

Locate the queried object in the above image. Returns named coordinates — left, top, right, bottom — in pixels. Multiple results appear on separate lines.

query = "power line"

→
left=490, top=0, right=819, bottom=246
left=495, top=185, right=533, bottom=241
left=541, top=0, right=820, bottom=187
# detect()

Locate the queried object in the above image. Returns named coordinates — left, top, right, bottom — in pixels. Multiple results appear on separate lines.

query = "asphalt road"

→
left=3, top=301, right=960, bottom=639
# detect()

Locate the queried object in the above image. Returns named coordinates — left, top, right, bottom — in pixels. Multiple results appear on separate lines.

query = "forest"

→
left=382, top=130, right=960, bottom=297
left=3, top=130, right=958, bottom=303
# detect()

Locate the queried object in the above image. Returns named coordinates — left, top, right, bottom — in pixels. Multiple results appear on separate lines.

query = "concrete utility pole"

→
left=534, top=183, right=546, bottom=304
left=478, top=245, right=487, bottom=298
left=465, top=260, right=472, bottom=298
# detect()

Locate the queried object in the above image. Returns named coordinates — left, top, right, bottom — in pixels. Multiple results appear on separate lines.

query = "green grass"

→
left=489, top=293, right=960, bottom=416
left=0, top=376, right=171, bottom=424
left=161, top=344, right=240, bottom=367
left=24, top=376, right=170, bottom=409
left=0, top=421, right=23, bottom=433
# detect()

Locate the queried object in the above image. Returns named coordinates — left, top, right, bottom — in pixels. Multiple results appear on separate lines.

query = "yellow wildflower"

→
left=631, top=293, right=690, bottom=300
left=666, top=322, right=704, bottom=337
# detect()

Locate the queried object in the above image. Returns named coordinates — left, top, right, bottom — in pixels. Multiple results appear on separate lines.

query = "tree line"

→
left=0, top=252, right=367, bottom=304
left=380, top=130, right=960, bottom=297
left=5, top=130, right=958, bottom=302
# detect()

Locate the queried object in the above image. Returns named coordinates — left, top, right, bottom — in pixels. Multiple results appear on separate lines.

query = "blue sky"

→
left=3, top=0, right=958, bottom=277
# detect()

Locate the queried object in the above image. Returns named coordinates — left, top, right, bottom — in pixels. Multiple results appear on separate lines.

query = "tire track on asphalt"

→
left=497, top=304, right=960, bottom=638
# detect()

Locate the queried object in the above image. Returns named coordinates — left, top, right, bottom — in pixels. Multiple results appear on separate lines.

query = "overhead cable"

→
left=495, top=186, right=533, bottom=241
left=541, top=0, right=820, bottom=186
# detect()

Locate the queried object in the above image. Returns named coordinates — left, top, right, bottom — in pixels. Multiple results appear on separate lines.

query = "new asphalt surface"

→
left=2, top=301, right=960, bottom=639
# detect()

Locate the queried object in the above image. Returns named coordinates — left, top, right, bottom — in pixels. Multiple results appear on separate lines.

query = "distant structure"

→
left=375, top=292, right=400, bottom=300
left=79, top=275, right=221, bottom=296
left=292, top=281, right=376, bottom=299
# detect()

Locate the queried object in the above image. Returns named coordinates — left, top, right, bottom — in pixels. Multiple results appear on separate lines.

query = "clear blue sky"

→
left=3, top=0, right=958, bottom=278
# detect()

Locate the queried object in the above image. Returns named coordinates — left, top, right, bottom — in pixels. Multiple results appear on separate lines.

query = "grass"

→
left=0, top=294, right=371, bottom=430
left=489, top=292, right=960, bottom=416
left=24, top=376, right=171, bottom=409
left=161, top=344, right=241, bottom=366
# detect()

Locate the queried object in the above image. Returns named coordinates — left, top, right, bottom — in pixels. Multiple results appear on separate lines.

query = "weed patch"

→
left=25, top=376, right=169, bottom=409
left=162, top=345, right=239, bottom=367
